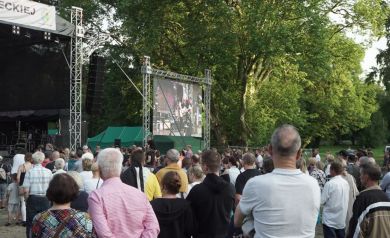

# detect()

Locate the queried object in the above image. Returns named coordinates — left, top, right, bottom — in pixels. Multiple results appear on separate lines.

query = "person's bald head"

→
left=51, top=151, right=60, bottom=161
left=271, top=124, right=301, bottom=158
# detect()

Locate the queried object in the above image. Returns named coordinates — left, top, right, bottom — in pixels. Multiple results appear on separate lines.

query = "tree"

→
left=58, top=0, right=388, bottom=146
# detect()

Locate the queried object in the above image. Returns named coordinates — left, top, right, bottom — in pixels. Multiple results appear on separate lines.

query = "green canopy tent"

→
left=87, top=126, right=143, bottom=150
left=153, top=135, right=203, bottom=154
left=87, top=126, right=204, bottom=154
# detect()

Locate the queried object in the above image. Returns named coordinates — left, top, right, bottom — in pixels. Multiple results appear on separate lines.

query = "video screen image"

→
left=153, top=78, right=202, bottom=137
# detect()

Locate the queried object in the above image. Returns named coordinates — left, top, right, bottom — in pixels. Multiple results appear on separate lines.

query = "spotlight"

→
left=12, top=26, right=20, bottom=35
left=44, top=32, right=51, bottom=40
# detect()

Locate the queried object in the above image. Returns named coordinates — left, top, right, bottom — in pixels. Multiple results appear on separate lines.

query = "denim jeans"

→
left=323, top=224, right=345, bottom=238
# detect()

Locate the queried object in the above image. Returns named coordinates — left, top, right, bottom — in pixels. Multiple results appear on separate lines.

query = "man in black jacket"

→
left=186, top=150, right=235, bottom=238
left=347, top=163, right=390, bottom=238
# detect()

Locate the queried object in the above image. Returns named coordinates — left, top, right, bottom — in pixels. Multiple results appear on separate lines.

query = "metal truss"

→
left=204, top=69, right=212, bottom=149
left=69, top=7, right=84, bottom=151
left=141, top=57, right=212, bottom=149
left=141, top=56, right=152, bottom=147
left=82, top=29, right=111, bottom=64
left=150, top=68, right=208, bottom=85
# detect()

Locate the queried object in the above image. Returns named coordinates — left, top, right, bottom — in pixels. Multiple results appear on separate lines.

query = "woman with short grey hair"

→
left=53, top=158, right=66, bottom=175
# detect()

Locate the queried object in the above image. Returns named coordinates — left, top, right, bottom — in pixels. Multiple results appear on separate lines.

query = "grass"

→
left=315, top=144, right=388, bottom=165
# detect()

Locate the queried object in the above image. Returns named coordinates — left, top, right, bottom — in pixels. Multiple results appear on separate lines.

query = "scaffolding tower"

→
left=69, top=7, right=84, bottom=151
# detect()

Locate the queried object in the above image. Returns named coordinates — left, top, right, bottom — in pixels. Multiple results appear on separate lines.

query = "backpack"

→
left=0, top=164, right=6, bottom=180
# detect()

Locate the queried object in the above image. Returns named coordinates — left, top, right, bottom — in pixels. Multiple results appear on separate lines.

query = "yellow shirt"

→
left=144, top=171, right=161, bottom=201
left=155, top=163, right=189, bottom=193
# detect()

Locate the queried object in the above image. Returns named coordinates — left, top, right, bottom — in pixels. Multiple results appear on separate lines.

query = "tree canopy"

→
left=59, top=0, right=389, bottom=147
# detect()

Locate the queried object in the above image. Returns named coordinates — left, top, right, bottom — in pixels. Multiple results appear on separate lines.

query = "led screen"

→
left=153, top=78, right=202, bottom=137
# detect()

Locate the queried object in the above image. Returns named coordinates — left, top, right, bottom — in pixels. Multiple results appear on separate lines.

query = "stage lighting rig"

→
left=25, top=31, right=31, bottom=38
left=12, top=26, right=20, bottom=35
left=44, top=32, right=51, bottom=40
left=36, top=0, right=60, bottom=6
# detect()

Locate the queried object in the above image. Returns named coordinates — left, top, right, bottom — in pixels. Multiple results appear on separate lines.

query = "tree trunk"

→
left=210, top=102, right=227, bottom=146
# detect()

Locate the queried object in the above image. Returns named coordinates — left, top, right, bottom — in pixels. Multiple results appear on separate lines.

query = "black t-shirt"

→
left=71, top=191, right=89, bottom=212
left=235, top=169, right=261, bottom=195
left=45, top=161, right=55, bottom=172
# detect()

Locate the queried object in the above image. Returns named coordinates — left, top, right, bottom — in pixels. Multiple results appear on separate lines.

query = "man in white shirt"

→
left=321, top=161, right=350, bottom=238
left=234, top=124, right=321, bottom=238
left=255, top=149, right=264, bottom=169
left=12, top=148, right=26, bottom=174
left=312, top=148, right=321, bottom=162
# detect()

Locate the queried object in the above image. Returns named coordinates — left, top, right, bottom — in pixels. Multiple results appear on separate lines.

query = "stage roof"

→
left=0, top=15, right=74, bottom=37
left=0, top=11, right=73, bottom=116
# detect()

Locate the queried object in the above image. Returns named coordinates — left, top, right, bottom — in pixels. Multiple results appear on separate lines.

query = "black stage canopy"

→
left=0, top=14, right=73, bottom=120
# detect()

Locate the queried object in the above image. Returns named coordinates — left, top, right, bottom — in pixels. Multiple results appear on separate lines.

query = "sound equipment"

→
left=86, top=52, right=105, bottom=114
left=114, top=139, right=121, bottom=148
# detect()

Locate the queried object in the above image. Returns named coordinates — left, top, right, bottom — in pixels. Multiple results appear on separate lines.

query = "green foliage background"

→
left=58, top=0, right=390, bottom=148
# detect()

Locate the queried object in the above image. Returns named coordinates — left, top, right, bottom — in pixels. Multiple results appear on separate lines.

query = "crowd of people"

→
left=0, top=124, right=390, bottom=237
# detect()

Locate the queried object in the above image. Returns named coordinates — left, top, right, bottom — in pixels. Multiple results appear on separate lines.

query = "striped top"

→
left=88, top=177, right=160, bottom=237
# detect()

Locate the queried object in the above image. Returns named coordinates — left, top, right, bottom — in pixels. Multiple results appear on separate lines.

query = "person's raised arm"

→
left=16, top=164, right=23, bottom=184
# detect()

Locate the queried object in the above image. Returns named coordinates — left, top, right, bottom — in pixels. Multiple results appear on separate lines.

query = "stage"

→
left=0, top=1, right=75, bottom=153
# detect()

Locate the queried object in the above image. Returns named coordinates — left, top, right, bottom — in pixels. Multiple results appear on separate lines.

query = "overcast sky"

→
left=361, top=38, right=387, bottom=76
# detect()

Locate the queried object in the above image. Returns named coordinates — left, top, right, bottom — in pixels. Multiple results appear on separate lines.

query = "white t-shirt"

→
left=256, top=155, right=264, bottom=168
left=53, top=169, right=66, bottom=176
left=79, top=171, right=93, bottom=186
left=12, top=154, right=25, bottom=174
left=315, top=154, right=321, bottom=162
left=184, top=181, right=201, bottom=198
left=321, top=175, right=350, bottom=229
left=84, top=178, right=103, bottom=194
left=228, top=166, right=240, bottom=185
left=7, top=182, right=20, bottom=204
left=239, top=168, right=320, bottom=238
left=325, top=164, right=331, bottom=177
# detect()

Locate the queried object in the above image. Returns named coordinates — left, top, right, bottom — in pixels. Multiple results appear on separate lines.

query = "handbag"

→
left=18, top=186, right=25, bottom=196
left=53, top=211, right=76, bottom=238
left=241, top=214, right=255, bottom=238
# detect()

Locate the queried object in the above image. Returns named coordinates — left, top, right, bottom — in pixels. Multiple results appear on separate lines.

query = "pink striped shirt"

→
left=88, top=177, right=159, bottom=238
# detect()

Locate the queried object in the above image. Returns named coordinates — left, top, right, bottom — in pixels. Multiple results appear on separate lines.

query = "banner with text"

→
left=0, top=0, right=56, bottom=31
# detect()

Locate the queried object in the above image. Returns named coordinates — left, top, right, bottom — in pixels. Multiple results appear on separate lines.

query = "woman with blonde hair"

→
left=185, top=165, right=204, bottom=198
left=17, top=152, right=33, bottom=226
left=296, top=158, right=309, bottom=175
left=324, top=153, right=335, bottom=177
left=79, top=157, right=93, bottom=186
left=307, top=157, right=326, bottom=191
left=84, top=163, right=103, bottom=194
